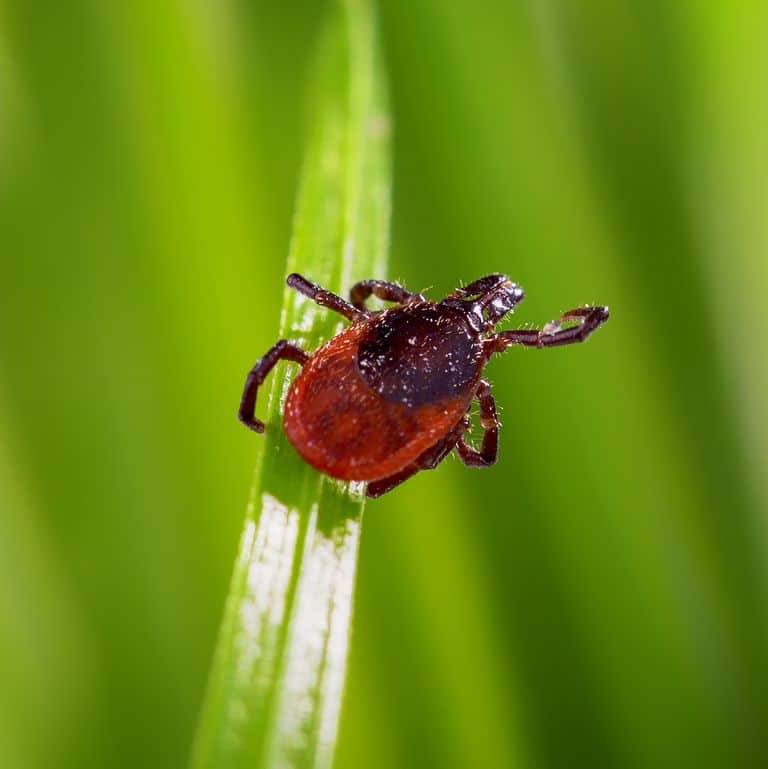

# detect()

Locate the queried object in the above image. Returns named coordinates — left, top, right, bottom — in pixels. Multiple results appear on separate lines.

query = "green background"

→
left=1, top=2, right=766, bottom=768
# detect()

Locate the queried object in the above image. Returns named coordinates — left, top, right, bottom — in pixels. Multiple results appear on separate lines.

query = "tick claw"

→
left=239, top=416, right=265, bottom=433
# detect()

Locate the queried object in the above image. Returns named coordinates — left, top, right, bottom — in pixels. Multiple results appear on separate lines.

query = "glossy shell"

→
left=284, top=302, right=485, bottom=481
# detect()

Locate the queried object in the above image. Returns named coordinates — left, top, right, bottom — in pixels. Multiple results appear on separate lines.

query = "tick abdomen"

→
left=283, top=308, right=478, bottom=481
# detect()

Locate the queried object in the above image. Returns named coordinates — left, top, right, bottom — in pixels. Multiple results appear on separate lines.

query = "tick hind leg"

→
left=365, top=464, right=421, bottom=499
left=287, top=273, right=366, bottom=322
left=487, top=305, right=609, bottom=352
left=366, top=418, right=469, bottom=498
left=349, top=279, right=423, bottom=311
left=238, top=340, right=309, bottom=433
left=456, top=380, right=499, bottom=467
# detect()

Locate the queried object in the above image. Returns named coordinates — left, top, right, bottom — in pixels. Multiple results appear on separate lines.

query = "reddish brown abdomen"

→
left=284, top=312, right=480, bottom=481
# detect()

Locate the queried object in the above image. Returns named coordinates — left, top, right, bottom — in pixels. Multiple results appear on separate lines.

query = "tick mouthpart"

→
left=476, top=280, right=526, bottom=328
left=506, top=282, right=525, bottom=302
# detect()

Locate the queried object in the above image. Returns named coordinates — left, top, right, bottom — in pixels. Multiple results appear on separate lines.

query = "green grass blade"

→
left=189, top=2, right=390, bottom=768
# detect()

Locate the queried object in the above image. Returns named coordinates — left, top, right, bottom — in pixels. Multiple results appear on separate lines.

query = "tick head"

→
left=444, top=274, right=525, bottom=332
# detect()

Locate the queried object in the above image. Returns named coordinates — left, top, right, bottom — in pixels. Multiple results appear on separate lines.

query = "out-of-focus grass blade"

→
left=189, top=2, right=390, bottom=768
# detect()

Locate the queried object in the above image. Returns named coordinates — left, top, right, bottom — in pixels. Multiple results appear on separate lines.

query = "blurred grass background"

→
left=1, top=1, right=767, bottom=769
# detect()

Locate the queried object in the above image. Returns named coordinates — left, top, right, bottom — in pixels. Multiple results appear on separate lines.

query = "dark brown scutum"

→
left=356, top=304, right=484, bottom=408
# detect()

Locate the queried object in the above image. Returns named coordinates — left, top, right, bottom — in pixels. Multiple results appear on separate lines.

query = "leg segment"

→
left=366, top=464, right=421, bottom=498
left=287, top=273, right=366, bottom=323
left=366, top=417, right=470, bottom=498
left=349, top=279, right=421, bottom=310
left=238, top=340, right=309, bottom=433
left=486, top=305, right=609, bottom=353
left=455, top=380, right=499, bottom=467
left=418, top=418, right=471, bottom=469
left=447, top=273, right=512, bottom=299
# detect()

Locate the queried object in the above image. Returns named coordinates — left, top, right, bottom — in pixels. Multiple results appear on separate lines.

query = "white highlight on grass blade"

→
left=222, top=497, right=301, bottom=752
left=241, top=495, right=300, bottom=668
left=268, top=503, right=362, bottom=769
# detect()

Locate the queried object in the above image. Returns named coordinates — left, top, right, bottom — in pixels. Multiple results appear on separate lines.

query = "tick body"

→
left=239, top=273, right=609, bottom=498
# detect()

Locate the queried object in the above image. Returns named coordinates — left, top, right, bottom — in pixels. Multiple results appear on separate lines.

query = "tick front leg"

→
left=455, top=380, right=499, bottom=467
left=349, top=279, right=423, bottom=310
left=287, top=273, right=366, bottom=322
left=238, top=340, right=309, bottom=433
left=487, top=305, right=609, bottom=352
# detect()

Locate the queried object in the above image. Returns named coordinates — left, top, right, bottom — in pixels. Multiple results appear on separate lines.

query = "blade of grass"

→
left=189, top=2, right=390, bottom=768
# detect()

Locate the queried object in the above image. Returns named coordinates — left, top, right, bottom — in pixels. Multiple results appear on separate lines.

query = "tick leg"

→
left=486, top=305, right=609, bottom=353
left=447, top=273, right=510, bottom=299
left=366, top=419, right=468, bottom=498
left=455, top=380, right=498, bottom=467
left=366, top=464, right=421, bottom=498
left=238, top=340, right=309, bottom=433
left=287, top=273, right=366, bottom=322
left=349, top=279, right=422, bottom=310
left=418, top=418, right=471, bottom=469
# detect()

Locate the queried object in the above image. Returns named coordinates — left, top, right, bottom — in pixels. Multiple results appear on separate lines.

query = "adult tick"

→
left=239, top=273, right=609, bottom=497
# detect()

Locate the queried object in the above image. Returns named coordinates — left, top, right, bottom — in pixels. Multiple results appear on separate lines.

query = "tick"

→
left=239, top=273, right=609, bottom=498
